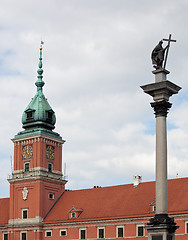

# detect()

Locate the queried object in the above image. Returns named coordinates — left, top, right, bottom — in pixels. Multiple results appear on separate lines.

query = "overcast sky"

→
left=1, top=0, right=188, bottom=197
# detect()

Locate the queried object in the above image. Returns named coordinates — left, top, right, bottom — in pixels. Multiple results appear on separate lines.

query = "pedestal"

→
left=147, top=213, right=178, bottom=240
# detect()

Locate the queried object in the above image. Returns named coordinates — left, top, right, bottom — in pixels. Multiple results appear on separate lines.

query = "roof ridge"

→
left=66, top=177, right=188, bottom=193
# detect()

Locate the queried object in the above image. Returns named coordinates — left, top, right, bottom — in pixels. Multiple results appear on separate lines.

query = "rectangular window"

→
left=48, top=193, right=54, bottom=199
left=26, top=111, right=33, bottom=119
left=137, top=225, right=144, bottom=237
left=98, top=228, right=105, bottom=239
left=80, top=229, right=86, bottom=239
left=48, top=163, right=52, bottom=172
left=21, top=232, right=27, bottom=240
left=3, top=233, right=8, bottom=240
left=71, top=212, right=76, bottom=218
left=60, top=229, right=67, bottom=236
left=45, top=230, right=52, bottom=237
left=22, top=209, right=28, bottom=219
left=152, top=236, right=163, bottom=240
left=185, top=222, right=188, bottom=234
left=117, top=226, right=124, bottom=238
left=47, top=111, right=53, bottom=120
left=24, top=162, right=30, bottom=172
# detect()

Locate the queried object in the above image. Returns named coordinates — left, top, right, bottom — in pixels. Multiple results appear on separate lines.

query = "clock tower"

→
left=8, top=45, right=66, bottom=235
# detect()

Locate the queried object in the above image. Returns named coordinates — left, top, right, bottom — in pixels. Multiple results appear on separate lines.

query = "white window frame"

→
left=48, top=193, right=55, bottom=199
left=185, top=221, right=188, bottom=234
left=45, top=230, right=52, bottom=237
left=79, top=228, right=86, bottom=239
left=22, top=208, right=28, bottom=219
left=71, top=212, right=76, bottom=218
left=60, top=229, right=67, bottom=237
left=116, top=226, right=124, bottom=238
left=24, top=162, right=30, bottom=172
left=3, top=232, right=8, bottom=240
left=20, top=231, right=27, bottom=240
left=98, top=227, right=105, bottom=239
left=137, top=224, right=145, bottom=237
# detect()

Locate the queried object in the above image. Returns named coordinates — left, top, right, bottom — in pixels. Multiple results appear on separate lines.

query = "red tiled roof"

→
left=45, top=177, right=188, bottom=223
left=0, top=198, right=9, bottom=226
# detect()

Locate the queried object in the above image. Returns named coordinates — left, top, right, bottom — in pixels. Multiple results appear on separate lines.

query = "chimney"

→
left=133, top=175, right=142, bottom=187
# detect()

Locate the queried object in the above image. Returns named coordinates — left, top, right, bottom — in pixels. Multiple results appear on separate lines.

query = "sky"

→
left=1, top=0, right=188, bottom=197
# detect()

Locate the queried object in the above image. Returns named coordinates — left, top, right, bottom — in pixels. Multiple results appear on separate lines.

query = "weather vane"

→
left=151, top=34, right=176, bottom=70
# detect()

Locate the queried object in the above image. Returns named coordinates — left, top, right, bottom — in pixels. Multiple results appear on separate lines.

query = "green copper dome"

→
left=22, top=46, right=56, bottom=131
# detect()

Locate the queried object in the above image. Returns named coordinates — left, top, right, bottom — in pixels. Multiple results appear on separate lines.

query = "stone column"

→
left=151, top=100, right=171, bottom=215
left=141, top=68, right=181, bottom=240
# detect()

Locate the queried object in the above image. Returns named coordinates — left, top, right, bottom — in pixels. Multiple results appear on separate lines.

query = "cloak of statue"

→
left=151, top=41, right=166, bottom=69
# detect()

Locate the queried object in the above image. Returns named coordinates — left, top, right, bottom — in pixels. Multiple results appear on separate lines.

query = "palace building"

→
left=0, top=46, right=188, bottom=240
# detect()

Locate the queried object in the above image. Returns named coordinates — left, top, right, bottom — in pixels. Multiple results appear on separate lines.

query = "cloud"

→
left=0, top=0, right=188, bottom=197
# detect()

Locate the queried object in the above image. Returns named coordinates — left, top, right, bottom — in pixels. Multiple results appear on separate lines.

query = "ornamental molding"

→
left=151, top=100, right=172, bottom=117
left=12, top=133, right=65, bottom=145
left=8, top=216, right=43, bottom=227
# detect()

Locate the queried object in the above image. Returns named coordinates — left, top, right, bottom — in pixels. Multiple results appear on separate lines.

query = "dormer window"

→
left=69, top=205, right=83, bottom=219
left=27, top=111, right=33, bottom=119
left=25, top=109, right=35, bottom=121
left=46, top=109, right=54, bottom=123
left=48, top=111, right=53, bottom=120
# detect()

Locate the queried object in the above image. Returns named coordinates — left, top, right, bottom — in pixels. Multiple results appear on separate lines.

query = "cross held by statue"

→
left=162, top=34, right=176, bottom=69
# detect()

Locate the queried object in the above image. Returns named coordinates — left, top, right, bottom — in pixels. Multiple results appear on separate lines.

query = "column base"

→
left=146, top=214, right=179, bottom=240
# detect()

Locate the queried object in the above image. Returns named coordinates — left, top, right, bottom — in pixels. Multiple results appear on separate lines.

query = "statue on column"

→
left=151, top=40, right=167, bottom=69
left=151, top=34, right=176, bottom=70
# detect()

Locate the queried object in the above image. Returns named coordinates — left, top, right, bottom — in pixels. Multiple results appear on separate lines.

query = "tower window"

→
left=47, top=111, right=53, bottom=120
left=48, top=193, right=54, bottom=199
left=26, top=111, right=33, bottom=119
left=22, top=209, right=28, bottom=219
left=3, top=233, right=8, bottom=240
left=48, top=163, right=53, bottom=172
left=24, top=162, right=30, bottom=172
left=21, top=232, right=27, bottom=240
left=25, top=109, right=35, bottom=121
left=46, top=110, right=54, bottom=123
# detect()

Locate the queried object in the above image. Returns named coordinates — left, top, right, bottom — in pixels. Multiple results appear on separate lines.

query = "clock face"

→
left=46, top=145, right=55, bottom=160
left=22, top=145, right=33, bottom=159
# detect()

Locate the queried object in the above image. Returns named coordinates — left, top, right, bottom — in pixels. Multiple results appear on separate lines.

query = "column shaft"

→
left=156, top=116, right=167, bottom=214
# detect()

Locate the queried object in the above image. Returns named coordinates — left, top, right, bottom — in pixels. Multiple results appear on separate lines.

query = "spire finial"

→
left=35, top=41, right=45, bottom=92
left=40, top=40, right=44, bottom=50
